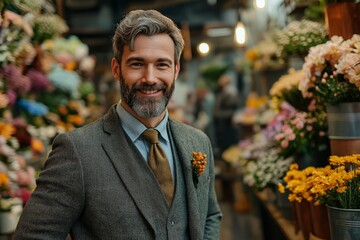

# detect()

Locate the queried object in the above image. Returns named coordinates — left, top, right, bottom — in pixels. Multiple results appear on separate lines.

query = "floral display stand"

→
left=294, top=200, right=312, bottom=240
left=310, top=204, right=330, bottom=240
left=255, top=190, right=304, bottom=240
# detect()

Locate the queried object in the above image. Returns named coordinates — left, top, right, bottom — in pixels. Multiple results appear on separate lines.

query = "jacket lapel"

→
left=101, top=106, right=169, bottom=231
left=169, top=119, right=202, bottom=240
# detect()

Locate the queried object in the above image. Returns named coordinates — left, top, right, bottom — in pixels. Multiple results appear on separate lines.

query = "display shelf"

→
left=254, top=190, right=304, bottom=240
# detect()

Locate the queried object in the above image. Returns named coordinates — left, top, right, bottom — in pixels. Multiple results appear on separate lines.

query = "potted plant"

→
left=320, top=0, right=360, bottom=39
left=279, top=154, right=360, bottom=240
left=299, top=34, right=360, bottom=155
left=275, top=19, right=329, bottom=69
left=269, top=70, right=330, bottom=169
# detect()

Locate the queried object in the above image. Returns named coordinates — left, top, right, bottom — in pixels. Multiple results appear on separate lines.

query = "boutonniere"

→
left=191, top=151, right=207, bottom=188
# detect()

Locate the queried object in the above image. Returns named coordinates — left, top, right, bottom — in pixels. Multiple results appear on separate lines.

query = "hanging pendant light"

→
left=234, top=21, right=246, bottom=45
left=234, top=2, right=246, bottom=46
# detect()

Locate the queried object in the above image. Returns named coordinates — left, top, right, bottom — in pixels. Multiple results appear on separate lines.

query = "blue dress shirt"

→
left=116, top=102, right=175, bottom=178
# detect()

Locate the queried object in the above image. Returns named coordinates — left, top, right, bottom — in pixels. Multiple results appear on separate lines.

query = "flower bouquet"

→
left=279, top=154, right=360, bottom=208
left=275, top=19, right=328, bottom=58
left=245, top=34, right=285, bottom=72
left=243, top=149, right=293, bottom=191
left=273, top=108, right=329, bottom=161
left=299, top=34, right=360, bottom=105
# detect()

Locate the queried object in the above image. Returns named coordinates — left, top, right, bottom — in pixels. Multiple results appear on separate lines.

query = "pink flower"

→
left=288, top=133, right=296, bottom=141
left=281, top=140, right=289, bottom=148
left=0, top=92, right=9, bottom=108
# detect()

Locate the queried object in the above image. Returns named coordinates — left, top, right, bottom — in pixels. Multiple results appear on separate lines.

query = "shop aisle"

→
left=219, top=201, right=263, bottom=240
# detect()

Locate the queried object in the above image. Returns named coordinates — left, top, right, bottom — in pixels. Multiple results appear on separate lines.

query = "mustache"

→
left=133, top=83, right=167, bottom=92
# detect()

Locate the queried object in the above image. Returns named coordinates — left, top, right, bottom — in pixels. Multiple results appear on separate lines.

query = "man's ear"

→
left=111, top=58, right=120, bottom=79
left=174, top=62, right=180, bottom=80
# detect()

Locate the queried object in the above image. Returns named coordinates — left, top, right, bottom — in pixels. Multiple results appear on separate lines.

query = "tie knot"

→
left=142, top=129, right=159, bottom=144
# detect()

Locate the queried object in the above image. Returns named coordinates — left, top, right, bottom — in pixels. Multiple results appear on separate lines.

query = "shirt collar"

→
left=116, top=101, right=169, bottom=143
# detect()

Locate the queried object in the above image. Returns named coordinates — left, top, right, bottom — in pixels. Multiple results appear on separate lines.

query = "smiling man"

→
left=13, top=9, right=222, bottom=240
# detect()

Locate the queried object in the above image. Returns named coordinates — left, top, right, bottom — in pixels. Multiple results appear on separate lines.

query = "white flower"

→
left=243, top=150, right=293, bottom=190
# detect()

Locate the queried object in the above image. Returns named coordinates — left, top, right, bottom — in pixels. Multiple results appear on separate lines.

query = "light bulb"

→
left=255, top=0, right=266, bottom=9
left=197, top=42, right=210, bottom=56
left=234, top=22, right=246, bottom=45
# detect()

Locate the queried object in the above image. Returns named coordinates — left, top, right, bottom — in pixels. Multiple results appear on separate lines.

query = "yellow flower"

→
left=278, top=183, right=285, bottom=193
left=0, top=122, right=15, bottom=139
left=281, top=154, right=360, bottom=208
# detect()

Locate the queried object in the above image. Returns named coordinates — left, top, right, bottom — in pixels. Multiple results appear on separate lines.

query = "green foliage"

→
left=201, top=64, right=228, bottom=89
left=313, top=64, right=360, bottom=105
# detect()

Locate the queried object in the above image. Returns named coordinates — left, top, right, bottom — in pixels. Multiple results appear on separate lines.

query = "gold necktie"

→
left=142, top=129, right=174, bottom=206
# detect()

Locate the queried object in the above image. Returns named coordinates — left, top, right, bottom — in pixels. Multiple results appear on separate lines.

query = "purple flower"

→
left=1, top=65, right=31, bottom=94
left=7, top=89, right=17, bottom=106
left=26, top=70, right=50, bottom=92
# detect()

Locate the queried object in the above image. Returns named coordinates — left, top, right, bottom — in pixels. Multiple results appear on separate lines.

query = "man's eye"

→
left=130, top=63, right=143, bottom=68
left=157, top=63, right=170, bottom=69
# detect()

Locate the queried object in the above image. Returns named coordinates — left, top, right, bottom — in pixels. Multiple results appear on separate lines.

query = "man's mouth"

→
left=140, top=89, right=161, bottom=94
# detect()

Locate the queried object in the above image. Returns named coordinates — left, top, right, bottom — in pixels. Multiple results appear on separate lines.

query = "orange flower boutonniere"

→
left=191, top=151, right=207, bottom=177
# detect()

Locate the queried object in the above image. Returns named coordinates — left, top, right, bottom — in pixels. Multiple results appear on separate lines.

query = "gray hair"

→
left=112, top=9, right=184, bottom=64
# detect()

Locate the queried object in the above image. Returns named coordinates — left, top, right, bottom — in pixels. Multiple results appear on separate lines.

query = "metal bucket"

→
left=326, top=102, right=360, bottom=156
left=327, top=205, right=360, bottom=240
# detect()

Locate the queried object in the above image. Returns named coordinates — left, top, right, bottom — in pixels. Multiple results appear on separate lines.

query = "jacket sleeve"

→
left=203, top=137, right=223, bottom=240
left=13, top=133, right=85, bottom=240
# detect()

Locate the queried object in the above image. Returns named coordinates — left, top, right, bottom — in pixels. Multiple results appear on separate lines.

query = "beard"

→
left=119, top=74, right=175, bottom=118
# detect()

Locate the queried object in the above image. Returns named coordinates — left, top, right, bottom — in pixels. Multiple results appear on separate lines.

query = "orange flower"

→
left=0, top=122, right=15, bottom=139
left=58, top=105, right=68, bottom=115
left=191, top=151, right=207, bottom=176
left=0, top=173, right=9, bottom=188
left=31, top=138, right=44, bottom=153
left=65, top=61, right=77, bottom=71
left=68, top=101, right=78, bottom=111
left=67, top=115, right=84, bottom=126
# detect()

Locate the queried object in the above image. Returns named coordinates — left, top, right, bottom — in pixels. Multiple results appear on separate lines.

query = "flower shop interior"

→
left=1, top=0, right=360, bottom=239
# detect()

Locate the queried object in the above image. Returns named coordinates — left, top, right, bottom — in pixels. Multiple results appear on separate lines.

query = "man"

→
left=13, top=9, right=222, bottom=239
left=213, top=74, right=240, bottom=154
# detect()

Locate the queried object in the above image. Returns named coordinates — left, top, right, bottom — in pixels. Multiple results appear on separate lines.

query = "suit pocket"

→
left=196, top=175, right=210, bottom=197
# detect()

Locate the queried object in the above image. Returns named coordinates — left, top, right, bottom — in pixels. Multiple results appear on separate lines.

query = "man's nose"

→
left=143, top=66, right=156, bottom=84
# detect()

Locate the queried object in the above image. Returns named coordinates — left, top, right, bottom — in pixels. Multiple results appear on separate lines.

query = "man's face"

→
left=112, top=34, right=179, bottom=118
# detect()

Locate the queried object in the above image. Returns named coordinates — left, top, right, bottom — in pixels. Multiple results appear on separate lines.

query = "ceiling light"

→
left=254, top=0, right=266, bottom=9
left=197, top=42, right=210, bottom=56
left=234, top=22, right=246, bottom=45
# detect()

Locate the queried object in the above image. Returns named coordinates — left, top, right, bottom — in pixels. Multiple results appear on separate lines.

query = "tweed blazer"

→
left=13, top=105, right=222, bottom=240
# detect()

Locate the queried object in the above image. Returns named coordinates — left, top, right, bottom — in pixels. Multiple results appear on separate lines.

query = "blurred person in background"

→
left=213, top=74, right=241, bottom=156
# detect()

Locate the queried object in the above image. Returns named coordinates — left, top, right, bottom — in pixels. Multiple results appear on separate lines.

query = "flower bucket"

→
left=326, top=102, right=360, bottom=156
left=310, top=204, right=330, bottom=240
left=325, top=3, right=360, bottom=40
left=295, top=200, right=313, bottom=240
left=327, top=206, right=360, bottom=240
